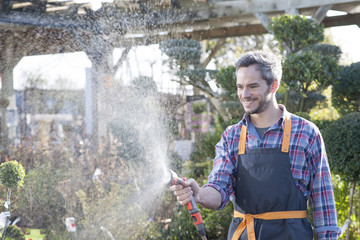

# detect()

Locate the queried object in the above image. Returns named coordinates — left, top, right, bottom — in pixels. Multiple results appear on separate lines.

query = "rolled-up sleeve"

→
left=203, top=126, right=237, bottom=210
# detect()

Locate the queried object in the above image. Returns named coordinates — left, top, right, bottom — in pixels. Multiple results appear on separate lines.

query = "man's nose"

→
left=242, top=87, right=251, bottom=98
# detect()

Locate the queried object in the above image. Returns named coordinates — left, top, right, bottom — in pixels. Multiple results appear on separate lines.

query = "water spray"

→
left=166, top=170, right=207, bottom=240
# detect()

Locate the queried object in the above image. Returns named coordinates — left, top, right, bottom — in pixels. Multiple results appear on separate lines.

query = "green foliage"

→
left=323, top=112, right=360, bottom=183
left=282, top=51, right=339, bottom=112
left=13, top=159, right=67, bottom=230
left=192, top=102, right=207, bottom=114
left=159, top=39, right=217, bottom=110
left=304, top=44, right=342, bottom=62
left=201, top=204, right=233, bottom=239
left=131, top=75, right=158, bottom=97
left=332, top=175, right=359, bottom=239
left=332, top=62, right=360, bottom=115
left=282, top=51, right=339, bottom=96
left=159, top=39, right=202, bottom=65
left=268, top=15, right=324, bottom=53
left=168, top=151, right=183, bottom=175
left=215, top=66, right=237, bottom=97
left=269, top=15, right=341, bottom=114
left=0, top=161, right=25, bottom=189
left=75, top=183, right=153, bottom=240
left=277, top=90, right=326, bottom=113
left=166, top=207, right=202, bottom=240
left=24, top=88, right=84, bottom=115
left=0, top=225, right=25, bottom=240
left=161, top=203, right=233, bottom=240
left=108, top=120, right=145, bottom=162
left=190, top=122, right=225, bottom=178
left=214, top=66, right=243, bottom=120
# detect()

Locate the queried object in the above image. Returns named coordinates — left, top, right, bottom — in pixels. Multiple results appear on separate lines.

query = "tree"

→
left=281, top=49, right=339, bottom=112
left=160, top=38, right=231, bottom=122
left=214, top=65, right=244, bottom=123
left=205, top=34, right=278, bottom=68
left=268, top=15, right=324, bottom=54
left=332, top=62, right=360, bottom=115
left=0, top=161, right=25, bottom=240
left=130, top=75, right=158, bottom=97
left=268, top=15, right=341, bottom=113
left=323, top=112, right=360, bottom=240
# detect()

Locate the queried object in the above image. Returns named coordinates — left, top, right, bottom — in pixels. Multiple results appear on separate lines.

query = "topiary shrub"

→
left=268, top=14, right=324, bottom=53
left=332, top=62, right=360, bottom=115
left=159, top=39, right=202, bottom=65
left=130, top=76, right=158, bottom=97
left=304, top=44, right=342, bottom=62
left=322, top=112, right=360, bottom=183
left=282, top=51, right=339, bottom=112
left=0, top=161, right=25, bottom=189
left=322, top=112, right=360, bottom=239
left=215, top=65, right=243, bottom=120
left=0, top=225, right=25, bottom=240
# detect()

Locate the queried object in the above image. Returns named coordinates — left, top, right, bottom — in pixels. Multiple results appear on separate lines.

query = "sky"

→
left=12, top=23, right=360, bottom=92
left=13, top=45, right=178, bottom=92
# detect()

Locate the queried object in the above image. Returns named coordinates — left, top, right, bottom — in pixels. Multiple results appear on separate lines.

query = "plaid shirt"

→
left=204, top=105, right=340, bottom=239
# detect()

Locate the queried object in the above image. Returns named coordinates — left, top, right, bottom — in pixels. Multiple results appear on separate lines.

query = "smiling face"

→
left=236, top=64, right=273, bottom=115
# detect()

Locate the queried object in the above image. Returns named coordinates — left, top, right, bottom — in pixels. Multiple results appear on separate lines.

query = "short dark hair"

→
left=235, top=51, right=282, bottom=86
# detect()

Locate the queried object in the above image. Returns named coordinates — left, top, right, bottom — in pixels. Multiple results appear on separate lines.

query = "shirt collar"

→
left=240, top=104, right=290, bottom=130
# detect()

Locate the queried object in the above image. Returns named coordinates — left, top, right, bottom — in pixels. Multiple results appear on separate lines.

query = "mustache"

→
left=241, top=97, right=256, bottom=101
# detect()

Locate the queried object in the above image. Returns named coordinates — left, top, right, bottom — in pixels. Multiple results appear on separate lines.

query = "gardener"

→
left=170, top=51, right=340, bottom=240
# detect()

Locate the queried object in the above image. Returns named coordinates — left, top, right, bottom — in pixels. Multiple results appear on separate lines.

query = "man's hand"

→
left=169, top=178, right=200, bottom=206
left=169, top=178, right=222, bottom=209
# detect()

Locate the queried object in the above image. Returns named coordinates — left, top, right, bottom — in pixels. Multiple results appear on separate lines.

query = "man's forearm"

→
left=197, top=186, right=222, bottom=210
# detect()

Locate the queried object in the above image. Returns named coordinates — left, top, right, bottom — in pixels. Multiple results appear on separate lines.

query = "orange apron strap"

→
left=238, top=125, right=247, bottom=155
left=281, top=114, right=291, bottom=153
left=232, top=210, right=307, bottom=240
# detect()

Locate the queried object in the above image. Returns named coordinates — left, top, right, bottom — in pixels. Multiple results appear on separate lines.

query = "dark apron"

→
left=227, top=116, right=313, bottom=240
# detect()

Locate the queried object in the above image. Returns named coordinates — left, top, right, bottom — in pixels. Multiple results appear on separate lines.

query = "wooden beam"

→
left=322, top=12, right=360, bottom=27
left=177, top=12, right=360, bottom=41
left=142, top=0, right=360, bottom=28
left=0, top=12, right=84, bottom=29
left=253, top=12, right=271, bottom=29
left=113, top=47, right=131, bottom=72
left=285, top=8, right=299, bottom=15
left=331, top=2, right=360, bottom=13
left=254, top=12, right=292, bottom=54
left=313, top=4, right=332, bottom=24
left=200, top=38, right=226, bottom=68
left=213, top=0, right=360, bottom=14
left=12, top=2, right=33, bottom=9
left=189, top=24, right=268, bottom=40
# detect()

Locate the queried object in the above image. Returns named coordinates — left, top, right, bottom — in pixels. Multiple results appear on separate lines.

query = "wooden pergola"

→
left=0, top=0, right=359, bottom=151
left=1, top=0, right=360, bottom=45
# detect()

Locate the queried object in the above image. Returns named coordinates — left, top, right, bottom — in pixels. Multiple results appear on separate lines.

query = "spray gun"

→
left=167, top=170, right=207, bottom=240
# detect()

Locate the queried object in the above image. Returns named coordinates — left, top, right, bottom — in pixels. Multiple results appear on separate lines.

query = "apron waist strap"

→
left=232, top=210, right=307, bottom=240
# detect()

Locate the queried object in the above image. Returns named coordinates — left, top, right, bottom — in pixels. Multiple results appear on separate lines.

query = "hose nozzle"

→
left=166, top=169, right=185, bottom=187
left=166, top=169, right=207, bottom=240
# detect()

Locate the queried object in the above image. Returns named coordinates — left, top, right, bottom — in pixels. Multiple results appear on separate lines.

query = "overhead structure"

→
left=0, top=0, right=359, bottom=152
left=0, top=0, right=359, bottom=49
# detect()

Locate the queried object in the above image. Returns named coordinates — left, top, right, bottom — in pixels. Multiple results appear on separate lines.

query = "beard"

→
left=242, top=87, right=272, bottom=115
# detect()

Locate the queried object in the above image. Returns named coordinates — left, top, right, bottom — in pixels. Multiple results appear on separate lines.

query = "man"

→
left=170, top=51, right=340, bottom=239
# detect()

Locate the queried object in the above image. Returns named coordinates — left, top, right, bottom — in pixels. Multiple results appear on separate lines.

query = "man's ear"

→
left=271, top=79, right=279, bottom=93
